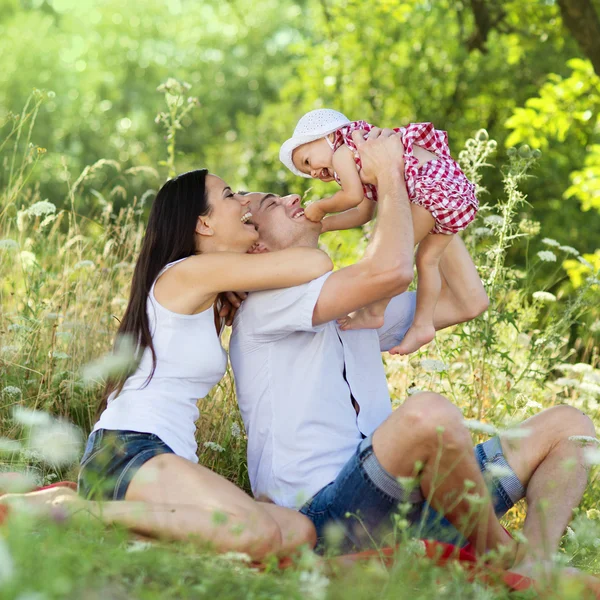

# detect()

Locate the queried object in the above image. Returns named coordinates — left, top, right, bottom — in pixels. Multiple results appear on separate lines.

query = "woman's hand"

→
left=217, top=291, right=248, bottom=326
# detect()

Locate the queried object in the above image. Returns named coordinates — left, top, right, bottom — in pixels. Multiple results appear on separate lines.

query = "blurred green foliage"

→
left=0, top=0, right=599, bottom=262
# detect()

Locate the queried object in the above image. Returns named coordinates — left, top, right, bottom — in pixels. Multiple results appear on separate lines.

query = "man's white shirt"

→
left=229, top=272, right=416, bottom=509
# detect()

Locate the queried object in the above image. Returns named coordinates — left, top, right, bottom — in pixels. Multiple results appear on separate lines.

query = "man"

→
left=229, top=128, right=595, bottom=576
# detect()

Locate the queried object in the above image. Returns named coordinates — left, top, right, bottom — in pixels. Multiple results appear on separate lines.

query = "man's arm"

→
left=433, top=235, right=489, bottom=330
left=312, top=129, right=415, bottom=326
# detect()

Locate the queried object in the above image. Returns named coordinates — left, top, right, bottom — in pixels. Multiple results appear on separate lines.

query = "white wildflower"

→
left=484, top=215, right=504, bottom=226
left=113, top=262, right=134, bottom=270
left=73, top=260, right=95, bottom=270
left=2, top=386, right=22, bottom=400
left=419, top=359, right=448, bottom=373
left=554, top=377, right=579, bottom=388
left=126, top=541, right=154, bottom=553
left=580, top=382, right=600, bottom=397
left=220, top=552, right=252, bottom=563
left=0, top=536, right=15, bottom=584
left=525, top=399, right=543, bottom=409
left=81, top=334, right=138, bottom=384
left=537, top=250, right=557, bottom=262
left=1, top=345, right=19, bottom=356
left=541, top=238, right=560, bottom=247
left=498, top=427, right=531, bottom=439
left=573, top=363, right=593, bottom=374
left=27, top=419, right=83, bottom=467
left=0, top=438, right=22, bottom=453
left=0, top=239, right=19, bottom=250
left=569, top=435, right=600, bottom=446
left=407, top=387, right=424, bottom=396
left=26, top=200, right=56, bottom=217
left=584, top=447, right=600, bottom=465
left=587, top=509, right=600, bottom=520
left=590, top=321, right=600, bottom=333
left=230, top=422, right=241, bottom=439
left=559, top=245, right=579, bottom=256
left=203, top=441, right=225, bottom=453
left=473, top=227, right=492, bottom=237
left=485, top=464, right=514, bottom=479
left=298, top=570, right=330, bottom=600
left=13, top=407, right=52, bottom=427
left=463, top=419, right=497, bottom=435
left=532, top=291, right=556, bottom=303
left=44, top=312, right=60, bottom=321
left=19, top=250, right=37, bottom=268
left=110, top=297, right=128, bottom=308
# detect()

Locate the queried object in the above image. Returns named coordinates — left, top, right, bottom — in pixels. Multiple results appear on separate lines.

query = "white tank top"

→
left=93, top=258, right=228, bottom=462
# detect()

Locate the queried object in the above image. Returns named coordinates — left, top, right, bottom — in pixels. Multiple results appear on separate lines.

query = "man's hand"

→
left=352, top=127, right=404, bottom=186
left=217, top=291, right=248, bottom=326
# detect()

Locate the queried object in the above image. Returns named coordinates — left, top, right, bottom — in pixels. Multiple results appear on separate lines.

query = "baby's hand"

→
left=304, top=202, right=328, bottom=222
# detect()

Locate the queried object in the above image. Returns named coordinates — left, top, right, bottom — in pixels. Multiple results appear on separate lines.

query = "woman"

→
left=5, top=169, right=330, bottom=558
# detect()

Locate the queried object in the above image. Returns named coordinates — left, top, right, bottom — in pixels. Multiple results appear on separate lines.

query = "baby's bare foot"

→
left=389, top=324, right=435, bottom=355
left=338, top=308, right=385, bottom=331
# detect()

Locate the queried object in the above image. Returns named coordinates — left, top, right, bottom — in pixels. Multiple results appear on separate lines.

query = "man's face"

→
left=243, top=192, right=321, bottom=251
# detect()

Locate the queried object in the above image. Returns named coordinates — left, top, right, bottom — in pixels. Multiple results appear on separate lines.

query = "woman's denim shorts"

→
left=78, top=429, right=175, bottom=500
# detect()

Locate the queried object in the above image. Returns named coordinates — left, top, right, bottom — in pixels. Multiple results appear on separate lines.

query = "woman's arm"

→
left=154, top=248, right=333, bottom=315
left=303, top=145, right=365, bottom=222
left=321, top=198, right=375, bottom=232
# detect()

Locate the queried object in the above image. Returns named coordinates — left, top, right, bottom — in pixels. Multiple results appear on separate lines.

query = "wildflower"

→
left=126, top=541, right=154, bottom=553
left=532, top=291, right=556, bottom=303
left=220, top=552, right=252, bottom=563
left=484, top=215, right=504, bottom=227
left=73, top=260, right=95, bottom=270
left=463, top=419, right=496, bottom=435
left=580, top=382, right=600, bottom=397
left=27, top=419, right=83, bottom=467
left=591, top=321, right=600, bottom=333
left=19, top=250, right=37, bottom=268
left=1, top=345, right=19, bottom=356
left=419, top=359, right=448, bottom=373
left=525, top=399, right=543, bottom=410
left=26, top=200, right=56, bottom=217
left=0, top=438, right=22, bottom=453
left=587, top=509, right=600, bottom=520
left=569, top=435, right=600, bottom=446
left=537, top=251, right=557, bottom=262
left=13, top=407, right=52, bottom=427
left=203, top=441, right=225, bottom=452
left=230, top=422, right=241, bottom=439
left=554, top=377, right=579, bottom=388
left=0, top=239, right=19, bottom=250
left=541, top=238, right=560, bottom=247
left=584, top=447, right=600, bottom=465
left=519, top=219, right=541, bottom=236
left=573, top=363, right=593, bottom=374
left=407, top=387, right=424, bottom=396
left=473, top=227, right=492, bottom=237
left=0, top=537, right=15, bottom=584
left=485, top=464, right=514, bottom=479
left=559, top=245, right=579, bottom=256
left=298, top=570, right=330, bottom=600
left=2, top=386, right=22, bottom=400
left=81, top=334, right=138, bottom=383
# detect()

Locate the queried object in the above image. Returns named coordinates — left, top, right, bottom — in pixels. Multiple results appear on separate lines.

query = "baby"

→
left=279, top=109, right=478, bottom=355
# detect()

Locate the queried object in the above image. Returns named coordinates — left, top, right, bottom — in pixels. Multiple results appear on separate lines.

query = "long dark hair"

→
left=97, top=169, right=210, bottom=416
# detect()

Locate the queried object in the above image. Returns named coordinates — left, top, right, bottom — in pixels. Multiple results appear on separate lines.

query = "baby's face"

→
left=292, top=138, right=335, bottom=181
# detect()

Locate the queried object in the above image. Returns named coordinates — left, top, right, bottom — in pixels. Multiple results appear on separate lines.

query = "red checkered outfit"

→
left=326, top=120, right=478, bottom=235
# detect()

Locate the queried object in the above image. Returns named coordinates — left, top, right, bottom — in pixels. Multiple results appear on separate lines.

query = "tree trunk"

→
left=557, top=0, right=600, bottom=77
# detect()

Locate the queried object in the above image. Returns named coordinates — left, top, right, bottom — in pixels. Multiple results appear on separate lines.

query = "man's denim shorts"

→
left=299, top=434, right=525, bottom=553
left=77, top=429, right=175, bottom=500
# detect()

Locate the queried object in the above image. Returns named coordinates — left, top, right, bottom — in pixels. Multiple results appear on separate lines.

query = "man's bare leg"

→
left=372, top=392, right=514, bottom=555
left=499, top=405, right=595, bottom=576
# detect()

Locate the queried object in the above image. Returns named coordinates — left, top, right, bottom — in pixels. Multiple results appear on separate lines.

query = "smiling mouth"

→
left=241, top=211, right=254, bottom=225
left=319, top=168, right=332, bottom=180
left=292, top=209, right=305, bottom=220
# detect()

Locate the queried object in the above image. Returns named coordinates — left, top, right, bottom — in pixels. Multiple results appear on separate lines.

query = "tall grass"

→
left=1, top=83, right=600, bottom=597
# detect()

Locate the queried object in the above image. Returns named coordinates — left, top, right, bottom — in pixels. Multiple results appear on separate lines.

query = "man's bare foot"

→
left=0, top=486, right=79, bottom=516
left=338, top=307, right=385, bottom=331
left=389, top=324, right=435, bottom=355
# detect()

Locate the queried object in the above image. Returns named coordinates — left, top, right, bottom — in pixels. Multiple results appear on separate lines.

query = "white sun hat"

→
left=279, top=109, right=351, bottom=178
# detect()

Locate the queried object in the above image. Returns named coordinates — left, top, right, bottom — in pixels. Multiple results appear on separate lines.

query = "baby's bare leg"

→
left=391, top=233, right=454, bottom=355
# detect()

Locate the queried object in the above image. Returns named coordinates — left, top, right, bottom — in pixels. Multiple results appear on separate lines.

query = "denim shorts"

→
left=300, top=435, right=525, bottom=553
left=77, top=429, right=175, bottom=500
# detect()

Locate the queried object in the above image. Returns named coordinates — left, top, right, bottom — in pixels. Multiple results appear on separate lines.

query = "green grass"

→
left=1, top=89, right=600, bottom=599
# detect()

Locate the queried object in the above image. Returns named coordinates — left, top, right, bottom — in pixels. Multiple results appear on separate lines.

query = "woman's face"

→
left=200, top=175, right=258, bottom=252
